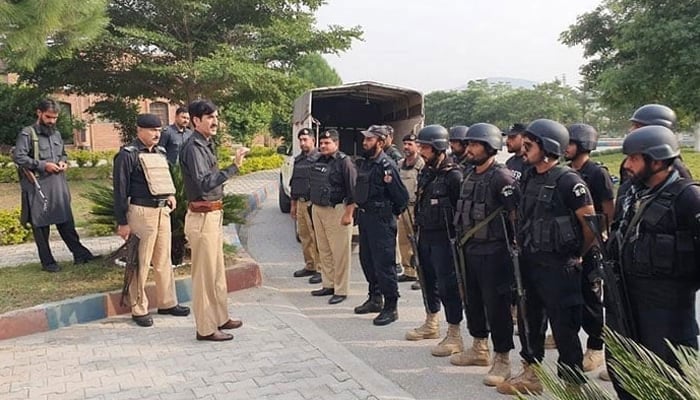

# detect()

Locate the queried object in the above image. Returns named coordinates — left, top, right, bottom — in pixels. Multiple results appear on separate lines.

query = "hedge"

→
left=237, top=154, right=284, bottom=175
left=0, top=208, right=32, bottom=245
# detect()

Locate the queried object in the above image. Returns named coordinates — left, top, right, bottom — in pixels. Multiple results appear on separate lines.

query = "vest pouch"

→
left=555, top=216, right=579, bottom=253
left=355, top=172, right=370, bottom=205
left=650, top=233, right=675, bottom=276
left=676, top=231, right=697, bottom=278
left=631, top=234, right=653, bottom=277
left=472, top=203, right=489, bottom=240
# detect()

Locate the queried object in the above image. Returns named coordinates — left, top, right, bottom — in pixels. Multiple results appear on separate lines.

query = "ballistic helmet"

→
left=465, top=123, right=502, bottom=151
left=525, top=119, right=569, bottom=157
left=622, top=125, right=679, bottom=161
left=629, top=104, right=677, bottom=129
left=416, top=125, right=449, bottom=152
left=448, top=125, right=469, bottom=142
left=567, top=123, right=598, bottom=152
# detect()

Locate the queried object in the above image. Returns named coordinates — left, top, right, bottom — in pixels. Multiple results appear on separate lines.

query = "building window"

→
left=150, top=102, right=169, bottom=125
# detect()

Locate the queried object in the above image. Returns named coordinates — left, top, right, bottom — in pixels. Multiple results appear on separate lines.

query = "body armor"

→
left=415, top=165, right=456, bottom=230
left=398, top=157, right=424, bottom=204
left=309, top=152, right=347, bottom=206
left=519, top=166, right=582, bottom=257
left=138, top=150, right=176, bottom=196
left=290, top=150, right=318, bottom=200
left=454, top=163, right=506, bottom=241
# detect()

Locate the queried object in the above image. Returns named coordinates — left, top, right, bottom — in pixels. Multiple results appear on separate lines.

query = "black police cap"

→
left=319, top=129, right=339, bottom=140
left=136, top=113, right=162, bottom=128
left=297, top=128, right=313, bottom=139
left=402, top=133, right=417, bottom=142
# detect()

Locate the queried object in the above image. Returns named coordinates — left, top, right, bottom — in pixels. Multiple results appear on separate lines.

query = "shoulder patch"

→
left=501, top=184, right=515, bottom=198
left=572, top=182, right=588, bottom=197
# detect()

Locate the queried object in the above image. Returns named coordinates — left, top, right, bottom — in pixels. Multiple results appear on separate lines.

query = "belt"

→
left=188, top=200, right=223, bottom=213
left=130, top=197, right=169, bottom=208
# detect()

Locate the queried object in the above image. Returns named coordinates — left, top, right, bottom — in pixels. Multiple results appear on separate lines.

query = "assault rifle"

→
left=19, top=168, right=48, bottom=213
left=401, top=209, right=430, bottom=312
left=500, top=212, right=532, bottom=355
left=445, top=213, right=469, bottom=318
left=106, top=235, right=141, bottom=307
left=584, top=214, right=637, bottom=339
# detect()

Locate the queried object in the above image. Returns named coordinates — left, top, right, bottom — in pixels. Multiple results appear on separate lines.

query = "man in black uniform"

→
left=497, top=119, right=595, bottom=395
left=157, top=106, right=192, bottom=165
left=290, top=128, right=322, bottom=284
left=504, top=123, right=528, bottom=182
left=113, top=114, right=190, bottom=327
left=607, top=125, right=700, bottom=400
left=409, top=125, right=465, bottom=357
left=353, top=125, right=409, bottom=325
left=451, top=123, right=520, bottom=387
left=449, top=125, right=470, bottom=169
left=564, top=123, right=615, bottom=372
left=12, top=99, right=97, bottom=272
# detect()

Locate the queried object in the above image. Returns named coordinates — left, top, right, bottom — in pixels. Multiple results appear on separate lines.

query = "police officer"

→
left=448, top=125, right=470, bottom=168
left=564, top=123, right=615, bottom=372
left=451, top=123, right=520, bottom=387
left=383, top=125, right=404, bottom=163
left=290, top=128, right=322, bottom=284
left=12, top=99, right=97, bottom=272
left=497, top=119, right=595, bottom=395
left=113, top=114, right=190, bottom=327
left=309, top=130, right=357, bottom=304
left=354, top=125, right=409, bottom=325
left=607, top=125, right=700, bottom=400
left=504, top=123, right=529, bottom=182
left=396, top=133, right=425, bottom=288
left=406, top=125, right=465, bottom=357
left=157, top=106, right=192, bottom=165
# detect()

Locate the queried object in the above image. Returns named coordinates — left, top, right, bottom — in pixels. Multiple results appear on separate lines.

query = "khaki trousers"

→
left=297, top=200, right=320, bottom=272
left=185, top=209, right=229, bottom=336
left=312, top=203, right=352, bottom=296
left=397, top=205, right=417, bottom=278
left=127, top=204, right=177, bottom=316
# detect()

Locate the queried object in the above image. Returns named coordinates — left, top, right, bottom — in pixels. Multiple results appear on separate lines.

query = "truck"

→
left=278, top=81, right=425, bottom=213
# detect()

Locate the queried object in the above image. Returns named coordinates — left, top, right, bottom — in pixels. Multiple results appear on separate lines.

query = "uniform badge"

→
left=501, top=185, right=514, bottom=197
left=383, top=170, right=392, bottom=183
left=572, top=183, right=588, bottom=197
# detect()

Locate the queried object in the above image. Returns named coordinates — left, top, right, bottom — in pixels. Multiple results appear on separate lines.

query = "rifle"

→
left=401, top=208, right=430, bottom=313
left=19, top=168, right=48, bottom=213
left=445, top=212, right=469, bottom=318
left=106, top=235, right=141, bottom=307
left=500, top=212, right=532, bottom=355
left=584, top=214, right=637, bottom=339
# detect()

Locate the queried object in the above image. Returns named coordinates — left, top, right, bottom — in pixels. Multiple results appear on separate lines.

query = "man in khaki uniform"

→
left=290, top=128, right=322, bottom=284
left=113, top=114, right=190, bottom=327
left=309, top=130, right=357, bottom=302
left=180, top=100, right=248, bottom=341
left=396, top=133, right=424, bottom=287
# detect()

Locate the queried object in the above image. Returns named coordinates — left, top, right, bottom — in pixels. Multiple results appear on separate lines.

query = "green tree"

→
left=560, top=0, right=700, bottom=127
left=294, top=53, right=342, bottom=88
left=0, top=0, right=108, bottom=71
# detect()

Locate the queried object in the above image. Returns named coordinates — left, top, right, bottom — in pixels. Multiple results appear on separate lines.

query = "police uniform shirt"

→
left=315, top=151, right=357, bottom=205
left=113, top=140, right=168, bottom=226
left=179, top=130, right=238, bottom=202
left=356, top=152, right=408, bottom=214
left=506, top=154, right=528, bottom=182
left=158, top=124, right=193, bottom=165
left=574, top=160, right=614, bottom=213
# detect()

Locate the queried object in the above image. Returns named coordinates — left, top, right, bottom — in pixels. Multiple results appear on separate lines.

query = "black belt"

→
left=359, top=201, right=390, bottom=212
left=130, top=197, right=169, bottom=208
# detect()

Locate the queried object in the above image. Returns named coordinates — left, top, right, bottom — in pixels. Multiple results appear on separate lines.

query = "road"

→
left=241, top=194, right=614, bottom=400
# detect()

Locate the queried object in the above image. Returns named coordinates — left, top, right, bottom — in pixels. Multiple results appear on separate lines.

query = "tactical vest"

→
left=290, top=151, right=317, bottom=200
left=622, top=179, right=699, bottom=281
left=354, top=155, right=391, bottom=207
left=399, top=157, right=423, bottom=204
left=415, top=167, right=455, bottom=230
left=138, top=150, right=176, bottom=196
left=454, top=163, right=506, bottom=241
left=519, top=166, right=582, bottom=256
left=309, top=153, right=347, bottom=207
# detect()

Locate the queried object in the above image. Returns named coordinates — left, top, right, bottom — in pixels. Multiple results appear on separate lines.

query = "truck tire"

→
left=279, top=179, right=291, bottom=213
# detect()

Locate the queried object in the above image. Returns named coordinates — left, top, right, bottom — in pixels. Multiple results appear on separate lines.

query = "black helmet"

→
left=525, top=119, right=569, bottom=157
left=465, top=123, right=502, bottom=151
left=629, top=104, right=677, bottom=129
left=622, top=125, right=679, bottom=160
left=567, top=123, right=598, bottom=151
left=448, top=125, right=469, bottom=141
left=417, top=124, right=449, bottom=152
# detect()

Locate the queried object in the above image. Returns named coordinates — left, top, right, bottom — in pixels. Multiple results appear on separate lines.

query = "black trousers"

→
left=581, top=252, right=604, bottom=350
left=358, top=210, right=399, bottom=298
left=464, top=250, right=514, bottom=353
left=31, top=218, right=92, bottom=267
left=518, top=257, right=584, bottom=381
left=417, top=239, right=463, bottom=325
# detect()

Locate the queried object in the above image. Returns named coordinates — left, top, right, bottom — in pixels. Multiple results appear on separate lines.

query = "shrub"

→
left=0, top=208, right=32, bottom=245
left=237, top=154, right=284, bottom=175
left=0, top=154, right=13, bottom=167
left=66, top=165, right=111, bottom=181
left=68, top=149, right=93, bottom=167
left=247, top=146, right=276, bottom=158
left=217, top=145, right=233, bottom=164
left=0, top=166, right=19, bottom=183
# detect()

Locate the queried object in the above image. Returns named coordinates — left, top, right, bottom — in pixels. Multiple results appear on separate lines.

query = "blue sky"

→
left=315, top=0, right=603, bottom=92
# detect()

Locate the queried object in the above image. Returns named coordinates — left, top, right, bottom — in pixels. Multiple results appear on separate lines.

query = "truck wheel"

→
left=279, top=180, right=291, bottom=213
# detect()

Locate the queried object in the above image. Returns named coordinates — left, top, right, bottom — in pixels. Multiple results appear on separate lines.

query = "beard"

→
left=628, top=163, right=655, bottom=185
left=362, top=144, right=380, bottom=158
left=466, top=154, right=489, bottom=166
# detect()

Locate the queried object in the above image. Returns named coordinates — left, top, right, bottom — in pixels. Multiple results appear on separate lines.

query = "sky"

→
left=315, top=0, right=603, bottom=93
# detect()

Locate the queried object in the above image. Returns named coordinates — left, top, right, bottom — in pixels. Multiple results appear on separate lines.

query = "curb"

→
left=0, top=180, right=276, bottom=341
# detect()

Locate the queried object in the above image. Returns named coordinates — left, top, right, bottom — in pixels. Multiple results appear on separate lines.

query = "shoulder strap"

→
left=22, top=126, right=39, bottom=160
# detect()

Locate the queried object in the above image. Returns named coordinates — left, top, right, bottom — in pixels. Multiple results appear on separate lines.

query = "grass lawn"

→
left=592, top=148, right=700, bottom=180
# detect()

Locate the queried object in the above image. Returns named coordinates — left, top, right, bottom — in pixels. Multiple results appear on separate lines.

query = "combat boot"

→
left=582, top=348, right=605, bottom=372
left=373, top=296, right=398, bottom=326
left=599, top=368, right=611, bottom=381
left=496, top=362, right=543, bottom=395
left=450, top=337, right=490, bottom=366
left=483, top=352, right=511, bottom=386
left=431, top=323, right=464, bottom=357
left=354, top=294, right=383, bottom=314
left=405, top=312, right=440, bottom=341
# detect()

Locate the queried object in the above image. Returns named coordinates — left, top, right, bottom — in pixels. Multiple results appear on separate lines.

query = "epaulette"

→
left=122, top=145, right=138, bottom=152
left=380, top=157, right=391, bottom=168
left=336, top=152, right=347, bottom=160
left=155, top=145, right=167, bottom=154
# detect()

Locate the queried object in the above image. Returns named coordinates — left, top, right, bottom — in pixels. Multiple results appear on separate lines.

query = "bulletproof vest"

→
left=415, top=164, right=456, bottom=230
left=454, top=163, right=506, bottom=241
left=290, top=150, right=318, bottom=200
left=137, top=148, right=176, bottom=196
left=622, top=179, right=699, bottom=282
left=354, top=154, right=392, bottom=206
left=309, top=152, right=347, bottom=207
left=519, top=166, right=582, bottom=256
left=398, top=157, right=423, bottom=204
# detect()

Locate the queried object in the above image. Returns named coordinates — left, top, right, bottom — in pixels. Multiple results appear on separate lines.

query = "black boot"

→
left=373, top=296, right=398, bottom=326
left=354, top=294, right=383, bottom=314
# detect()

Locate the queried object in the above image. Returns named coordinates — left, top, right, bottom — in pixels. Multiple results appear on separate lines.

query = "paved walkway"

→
left=0, top=170, right=279, bottom=268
